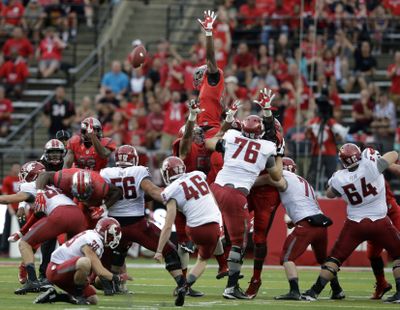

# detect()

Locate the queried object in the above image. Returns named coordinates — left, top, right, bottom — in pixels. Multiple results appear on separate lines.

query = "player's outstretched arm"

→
left=387, top=163, right=400, bottom=177
left=90, top=133, right=112, bottom=159
left=35, top=171, right=56, bottom=190
left=0, top=192, right=31, bottom=205
left=381, top=151, right=399, bottom=168
left=154, top=199, right=177, bottom=263
left=180, top=100, right=202, bottom=160
left=266, top=156, right=282, bottom=182
left=63, top=150, right=74, bottom=168
left=141, top=179, right=162, bottom=203
left=198, top=10, right=218, bottom=74
left=82, top=245, right=113, bottom=280
left=103, top=184, right=123, bottom=209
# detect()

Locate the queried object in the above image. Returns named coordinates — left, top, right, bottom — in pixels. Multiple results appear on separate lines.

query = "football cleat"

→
left=15, top=279, right=41, bottom=295
left=174, top=286, right=187, bottom=306
left=371, top=282, right=392, bottom=299
left=330, top=290, right=346, bottom=300
left=34, top=287, right=58, bottom=304
left=245, top=277, right=262, bottom=299
left=301, top=289, right=318, bottom=301
left=274, top=291, right=301, bottom=300
left=187, top=287, right=204, bottom=297
left=223, top=285, right=251, bottom=300
left=8, top=231, right=22, bottom=242
left=385, top=291, right=400, bottom=303
left=18, top=263, right=27, bottom=284
left=216, top=267, right=228, bottom=279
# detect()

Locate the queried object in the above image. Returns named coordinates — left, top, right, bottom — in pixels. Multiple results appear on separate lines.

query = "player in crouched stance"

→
left=302, top=144, right=400, bottom=303
left=35, top=218, right=123, bottom=305
left=155, top=156, right=222, bottom=306
left=260, top=157, right=343, bottom=300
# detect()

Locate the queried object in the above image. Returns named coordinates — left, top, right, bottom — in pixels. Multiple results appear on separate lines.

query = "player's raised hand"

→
left=34, top=190, right=46, bottom=213
left=188, top=99, right=202, bottom=121
left=197, top=10, right=217, bottom=35
left=254, top=88, right=277, bottom=111
left=225, top=100, right=242, bottom=123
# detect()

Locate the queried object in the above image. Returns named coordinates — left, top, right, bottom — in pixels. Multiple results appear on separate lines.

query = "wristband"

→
left=188, top=112, right=197, bottom=122
left=263, top=109, right=272, bottom=117
left=205, top=31, right=212, bottom=36
left=225, top=113, right=234, bottom=123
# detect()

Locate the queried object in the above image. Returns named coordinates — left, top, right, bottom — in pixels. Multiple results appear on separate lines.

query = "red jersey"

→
left=67, top=135, right=116, bottom=171
left=0, top=59, right=29, bottom=84
left=388, top=64, right=400, bottom=95
left=2, top=2, right=24, bottom=26
left=38, top=38, right=63, bottom=61
left=206, top=151, right=223, bottom=185
left=2, top=175, right=19, bottom=210
left=2, top=38, right=34, bottom=58
left=53, top=168, right=110, bottom=207
left=162, top=101, right=188, bottom=135
left=197, top=68, right=225, bottom=128
left=0, top=98, right=13, bottom=121
left=172, top=139, right=211, bottom=174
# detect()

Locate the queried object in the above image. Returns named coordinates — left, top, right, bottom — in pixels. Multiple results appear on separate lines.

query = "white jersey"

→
left=328, top=148, right=387, bottom=222
left=18, top=181, right=37, bottom=210
left=280, top=170, right=322, bottom=224
left=51, top=230, right=104, bottom=264
left=215, top=129, right=277, bottom=191
left=161, top=171, right=221, bottom=227
left=101, top=166, right=151, bottom=217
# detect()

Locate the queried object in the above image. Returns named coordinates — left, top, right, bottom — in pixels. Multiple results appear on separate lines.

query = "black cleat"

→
left=331, top=290, right=346, bottom=300
left=301, top=289, right=318, bottom=301
left=175, top=286, right=187, bottom=306
left=274, top=291, right=301, bottom=300
left=15, top=279, right=41, bottom=295
left=223, top=285, right=250, bottom=300
left=187, top=287, right=204, bottom=297
left=70, top=296, right=90, bottom=305
left=385, top=291, right=400, bottom=303
left=34, top=287, right=58, bottom=304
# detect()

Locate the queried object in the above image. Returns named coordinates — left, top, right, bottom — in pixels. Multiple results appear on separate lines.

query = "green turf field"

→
left=0, top=259, right=398, bottom=310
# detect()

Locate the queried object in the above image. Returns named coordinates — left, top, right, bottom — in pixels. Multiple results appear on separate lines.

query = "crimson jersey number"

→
left=110, top=177, right=137, bottom=199
left=232, top=137, right=261, bottom=164
left=342, top=177, right=378, bottom=205
left=180, top=175, right=209, bottom=200
left=297, top=176, right=316, bottom=200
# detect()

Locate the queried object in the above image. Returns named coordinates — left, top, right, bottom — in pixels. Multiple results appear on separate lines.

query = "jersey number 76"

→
left=232, top=137, right=260, bottom=163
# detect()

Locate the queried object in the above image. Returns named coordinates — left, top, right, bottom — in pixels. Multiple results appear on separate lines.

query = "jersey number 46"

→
left=180, top=175, right=210, bottom=200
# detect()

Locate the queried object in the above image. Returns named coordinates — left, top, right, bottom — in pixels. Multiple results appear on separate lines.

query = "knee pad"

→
left=227, top=246, right=243, bottom=264
left=164, top=251, right=182, bottom=272
left=111, top=249, right=128, bottom=268
left=322, top=264, right=338, bottom=277
left=325, top=256, right=341, bottom=267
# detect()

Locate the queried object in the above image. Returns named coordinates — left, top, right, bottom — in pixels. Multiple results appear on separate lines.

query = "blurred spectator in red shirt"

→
left=145, top=101, right=164, bottom=150
left=166, top=57, right=185, bottom=93
left=387, top=51, right=400, bottom=107
left=237, top=0, right=263, bottom=42
left=36, top=27, right=66, bottom=78
left=1, top=0, right=25, bottom=35
left=261, top=0, right=291, bottom=45
left=73, top=95, right=95, bottom=131
left=124, top=116, right=145, bottom=146
left=233, top=42, right=256, bottom=85
left=0, top=163, right=21, bottom=255
left=103, top=111, right=125, bottom=145
left=22, top=0, right=45, bottom=43
left=350, top=89, right=375, bottom=134
left=0, top=52, right=29, bottom=99
left=383, top=0, right=400, bottom=16
left=160, top=91, right=188, bottom=150
left=182, top=52, right=201, bottom=95
left=190, top=34, right=206, bottom=64
left=2, top=27, right=34, bottom=60
left=214, top=38, right=229, bottom=70
left=0, top=87, right=13, bottom=137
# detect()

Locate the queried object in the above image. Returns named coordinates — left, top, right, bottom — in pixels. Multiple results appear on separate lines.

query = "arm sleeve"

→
left=215, top=139, right=225, bottom=153
left=377, top=158, right=390, bottom=174
left=265, top=156, right=276, bottom=168
left=330, top=186, right=342, bottom=197
left=206, top=71, right=220, bottom=86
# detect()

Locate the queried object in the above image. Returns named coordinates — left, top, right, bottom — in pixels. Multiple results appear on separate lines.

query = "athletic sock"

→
left=370, top=256, right=386, bottom=285
left=330, top=276, right=342, bottom=292
left=253, top=244, right=266, bottom=280
left=312, top=276, right=329, bottom=294
left=395, top=277, right=400, bottom=293
left=187, top=274, right=197, bottom=287
left=289, top=277, right=299, bottom=293
left=174, top=275, right=186, bottom=288
left=26, top=263, right=37, bottom=282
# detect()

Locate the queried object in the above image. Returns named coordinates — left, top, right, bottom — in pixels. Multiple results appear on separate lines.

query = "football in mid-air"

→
left=129, top=45, right=147, bottom=68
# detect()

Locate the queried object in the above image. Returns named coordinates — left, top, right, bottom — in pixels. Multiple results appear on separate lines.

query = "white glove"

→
left=197, top=10, right=217, bottom=36
left=225, top=100, right=242, bottom=123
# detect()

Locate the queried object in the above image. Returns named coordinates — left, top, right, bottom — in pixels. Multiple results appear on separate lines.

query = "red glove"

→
left=34, top=190, right=46, bottom=213
left=197, top=10, right=217, bottom=35
left=254, top=88, right=277, bottom=111
left=89, top=205, right=107, bottom=220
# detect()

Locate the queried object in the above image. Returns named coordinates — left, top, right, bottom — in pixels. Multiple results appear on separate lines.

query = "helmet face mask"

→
left=193, top=65, right=207, bottom=88
left=44, top=139, right=65, bottom=166
left=161, top=156, right=186, bottom=185
left=81, top=117, right=103, bottom=143
left=19, top=161, right=45, bottom=183
left=115, top=145, right=138, bottom=167
left=72, top=171, right=94, bottom=201
left=95, top=217, right=122, bottom=249
left=339, top=143, right=361, bottom=169
left=241, top=115, right=264, bottom=139
left=282, top=157, right=297, bottom=173
left=193, top=127, right=204, bottom=145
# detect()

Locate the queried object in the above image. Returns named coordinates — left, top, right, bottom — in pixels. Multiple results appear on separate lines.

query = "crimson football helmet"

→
left=193, top=65, right=207, bottom=88
left=81, top=117, right=103, bottom=142
left=339, top=143, right=361, bottom=169
left=44, top=139, right=65, bottom=166
left=161, top=156, right=186, bottom=185
left=19, top=161, right=45, bottom=183
left=178, top=125, right=204, bottom=145
left=95, top=217, right=122, bottom=249
left=282, top=157, right=297, bottom=173
left=241, top=115, right=264, bottom=139
left=115, top=145, right=139, bottom=167
left=71, top=170, right=93, bottom=201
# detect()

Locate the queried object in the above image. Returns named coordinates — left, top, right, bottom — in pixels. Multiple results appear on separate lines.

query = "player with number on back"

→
left=64, top=117, right=116, bottom=171
left=302, top=144, right=400, bottom=303
left=101, top=145, right=189, bottom=307
left=156, top=156, right=222, bottom=303
left=34, top=217, right=124, bottom=305
left=258, top=157, right=343, bottom=300
left=206, top=114, right=282, bottom=299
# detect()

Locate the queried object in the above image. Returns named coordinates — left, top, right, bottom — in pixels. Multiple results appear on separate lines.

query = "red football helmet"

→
left=44, top=139, right=65, bottom=165
left=193, top=65, right=207, bottom=88
left=177, top=125, right=204, bottom=145
left=95, top=217, right=122, bottom=249
left=161, top=156, right=186, bottom=185
left=282, top=157, right=297, bottom=173
left=19, top=161, right=45, bottom=183
left=81, top=117, right=102, bottom=141
left=339, top=143, right=361, bottom=169
left=115, top=145, right=138, bottom=167
left=241, top=115, right=264, bottom=139
left=71, top=170, right=93, bottom=201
